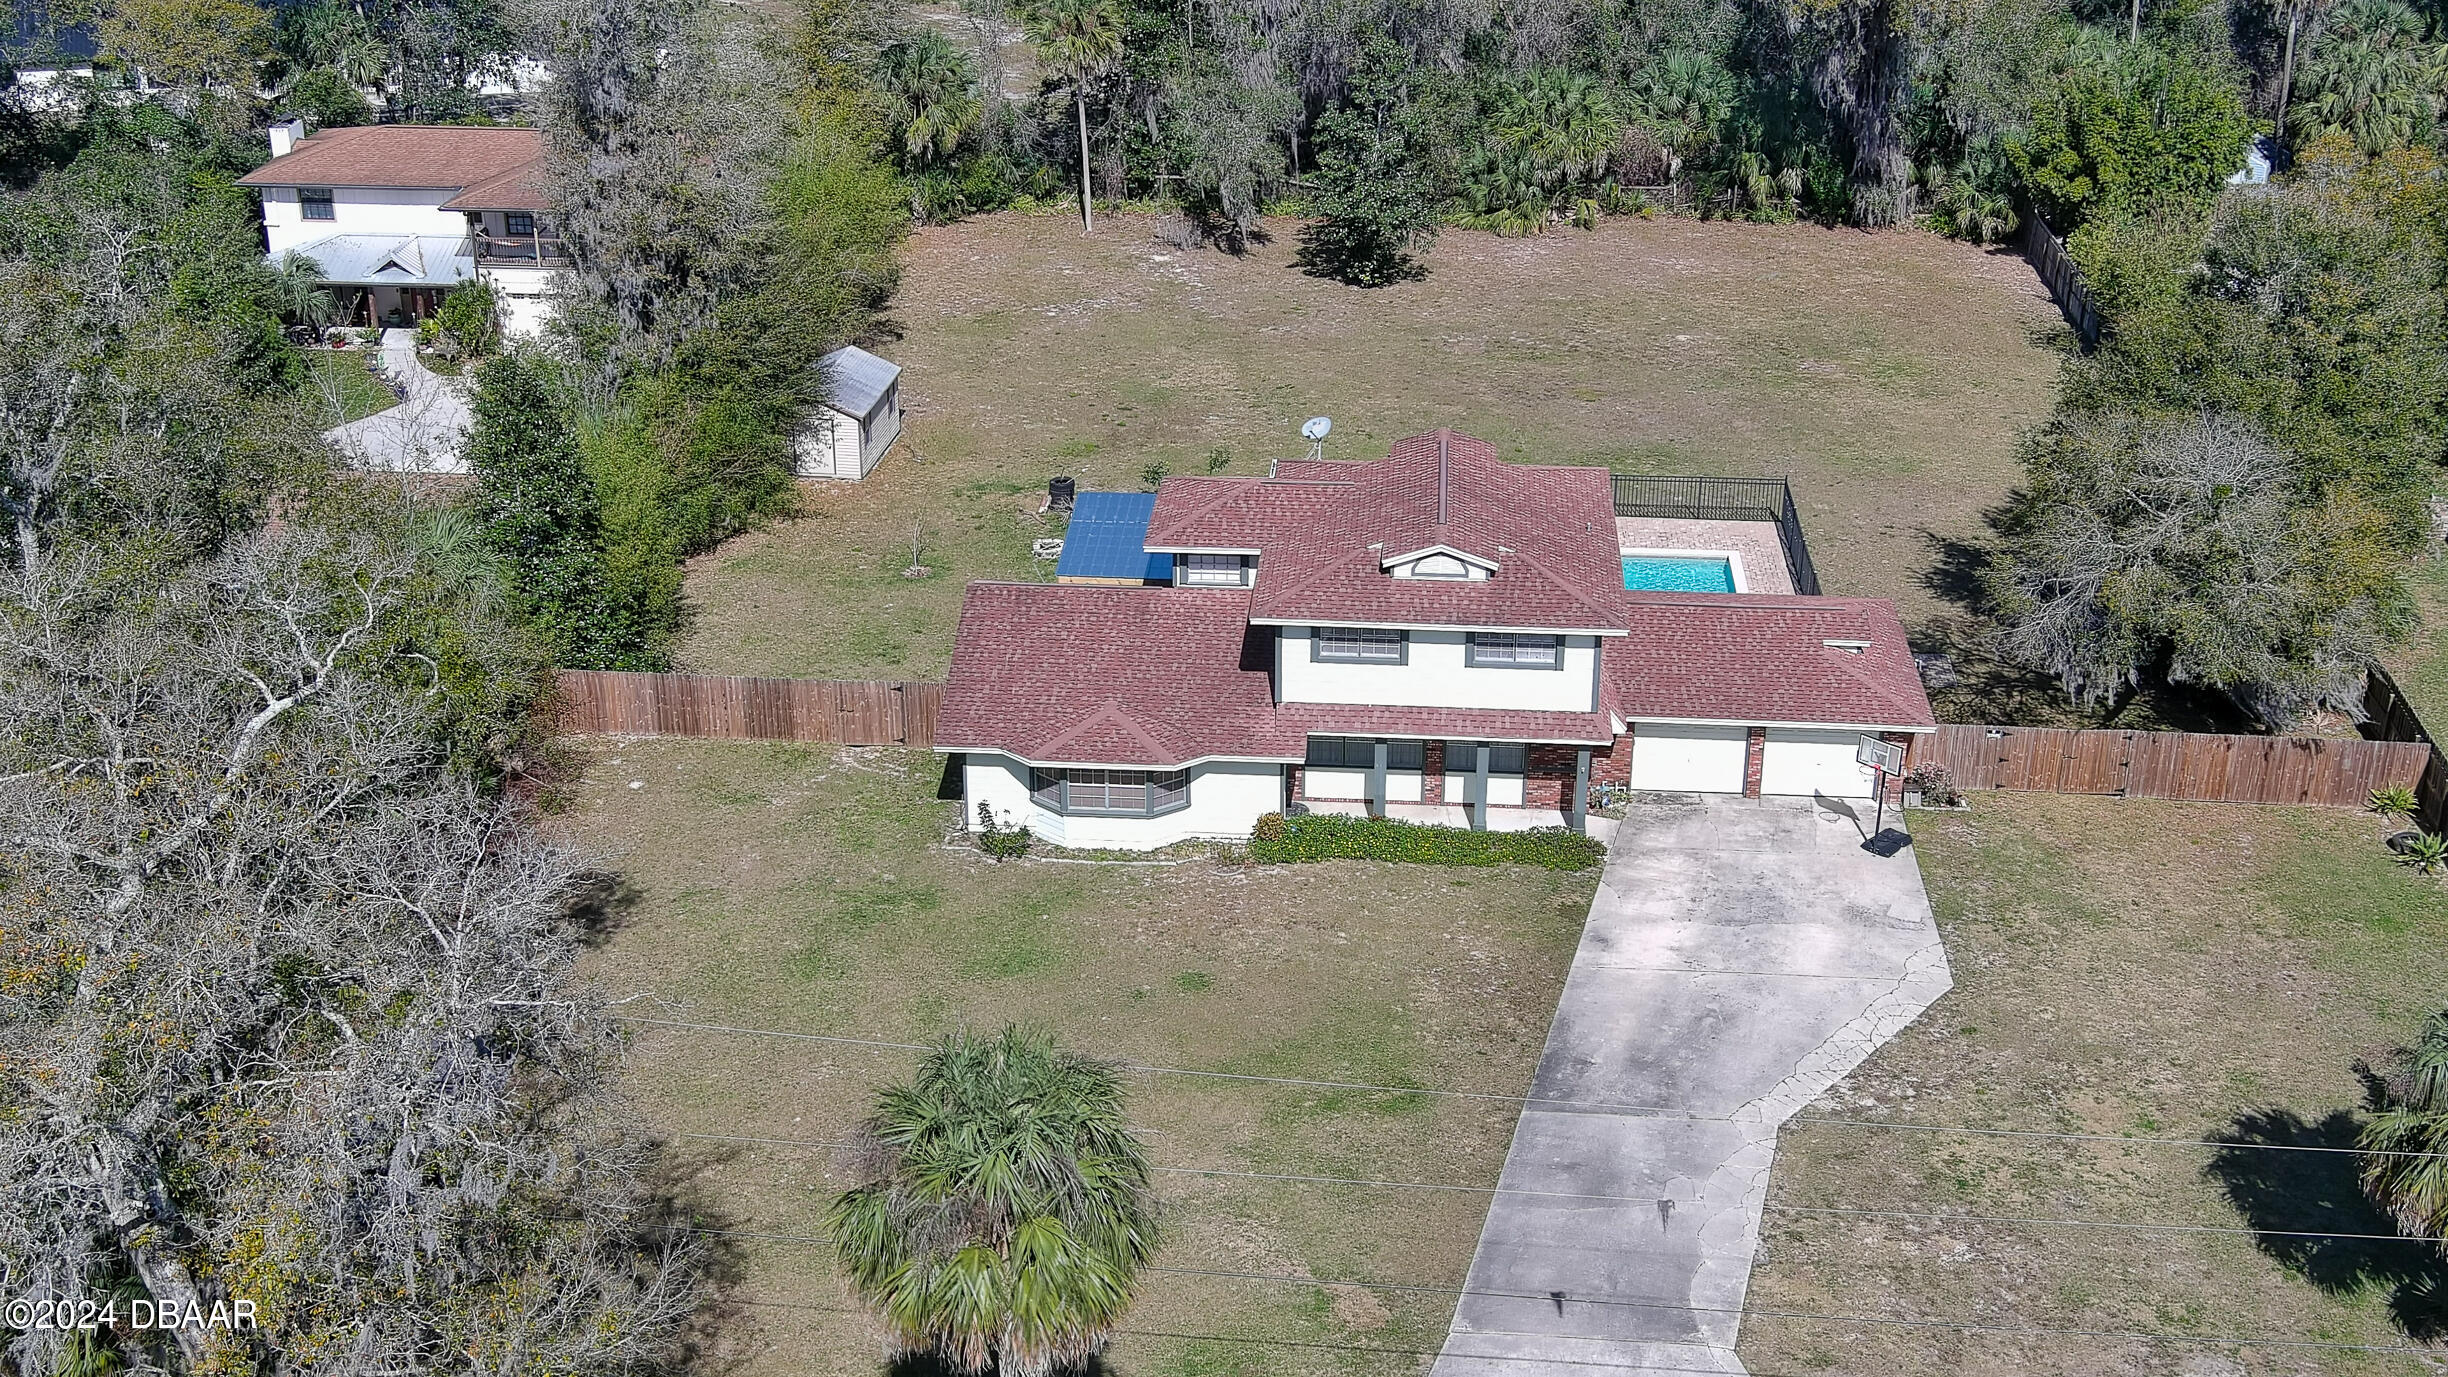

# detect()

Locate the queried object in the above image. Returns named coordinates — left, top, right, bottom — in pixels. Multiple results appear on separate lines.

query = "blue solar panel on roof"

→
left=1054, top=492, right=1171, bottom=582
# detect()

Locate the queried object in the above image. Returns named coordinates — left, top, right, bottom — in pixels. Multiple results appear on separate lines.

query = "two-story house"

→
left=236, top=119, right=563, bottom=337
left=935, top=429, right=1938, bottom=851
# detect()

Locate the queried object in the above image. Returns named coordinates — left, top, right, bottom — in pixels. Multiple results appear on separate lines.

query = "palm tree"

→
left=2288, top=0, right=2441, bottom=154
left=877, top=31, right=983, bottom=170
left=1022, top=0, right=1123, bottom=231
left=269, top=250, right=336, bottom=332
left=2361, top=1008, right=2448, bottom=1244
left=827, top=1026, right=1159, bottom=1375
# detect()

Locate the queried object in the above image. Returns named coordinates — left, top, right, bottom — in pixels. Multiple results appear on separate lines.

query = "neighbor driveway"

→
left=1433, top=795, right=1951, bottom=1376
left=323, top=327, right=473, bottom=473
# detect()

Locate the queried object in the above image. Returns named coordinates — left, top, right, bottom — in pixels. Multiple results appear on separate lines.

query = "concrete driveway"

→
left=1433, top=795, right=1951, bottom=1376
left=323, top=328, right=472, bottom=473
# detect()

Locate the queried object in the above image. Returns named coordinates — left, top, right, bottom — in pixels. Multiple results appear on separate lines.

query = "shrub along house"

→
left=934, top=430, right=1936, bottom=851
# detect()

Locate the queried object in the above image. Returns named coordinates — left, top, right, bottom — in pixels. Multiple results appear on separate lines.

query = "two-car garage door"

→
left=1628, top=724, right=1878, bottom=798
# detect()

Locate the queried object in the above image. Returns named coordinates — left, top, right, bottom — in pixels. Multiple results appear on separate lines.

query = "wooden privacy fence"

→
left=2361, top=665, right=2448, bottom=832
left=1906, top=724, right=2427, bottom=808
left=556, top=670, right=942, bottom=747
left=2023, top=213, right=2102, bottom=351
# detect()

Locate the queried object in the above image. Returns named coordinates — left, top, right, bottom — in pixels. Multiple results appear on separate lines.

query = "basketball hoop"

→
left=1856, top=734, right=1906, bottom=844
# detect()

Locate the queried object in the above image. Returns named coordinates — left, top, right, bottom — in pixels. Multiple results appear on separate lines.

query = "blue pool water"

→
left=1622, top=555, right=1737, bottom=593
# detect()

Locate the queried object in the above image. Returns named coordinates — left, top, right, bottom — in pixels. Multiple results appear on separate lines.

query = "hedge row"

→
left=1247, top=811, right=1605, bottom=871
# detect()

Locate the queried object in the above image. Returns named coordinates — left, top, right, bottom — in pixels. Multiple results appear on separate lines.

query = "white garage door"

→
left=1629, top=724, right=1749, bottom=793
left=1759, top=728, right=1876, bottom=799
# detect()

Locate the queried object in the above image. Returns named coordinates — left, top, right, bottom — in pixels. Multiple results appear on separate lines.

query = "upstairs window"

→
left=1313, top=627, right=1405, bottom=664
left=1467, top=632, right=1563, bottom=669
left=1179, top=553, right=1248, bottom=587
left=1305, top=737, right=1425, bottom=770
left=504, top=210, right=537, bottom=236
left=299, top=187, right=335, bottom=221
left=1029, top=767, right=1189, bottom=817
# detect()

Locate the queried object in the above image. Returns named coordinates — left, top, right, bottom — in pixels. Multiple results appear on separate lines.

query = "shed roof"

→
left=236, top=123, right=544, bottom=191
left=820, top=345, right=900, bottom=418
left=1054, top=492, right=1173, bottom=583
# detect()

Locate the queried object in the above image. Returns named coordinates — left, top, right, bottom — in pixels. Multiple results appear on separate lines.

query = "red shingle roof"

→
left=440, top=160, right=550, bottom=211
left=1147, top=430, right=1627, bottom=634
left=1605, top=593, right=1936, bottom=729
left=934, top=584, right=1304, bottom=767
left=237, top=124, right=544, bottom=192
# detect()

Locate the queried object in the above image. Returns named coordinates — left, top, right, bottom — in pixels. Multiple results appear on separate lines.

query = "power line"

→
left=683, top=1130, right=2441, bottom=1247
left=677, top=1223, right=2448, bottom=1359
left=623, top=1014, right=2448, bottom=1161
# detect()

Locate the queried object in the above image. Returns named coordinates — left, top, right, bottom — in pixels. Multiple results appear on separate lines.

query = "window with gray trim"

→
left=1313, top=626, right=1405, bottom=663
left=504, top=210, right=537, bottom=236
left=1029, top=767, right=1190, bottom=816
left=299, top=187, right=335, bottom=221
left=1178, top=553, right=1249, bottom=587
left=1305, top=737, right=1425, bottom=770
left=1466, top=632, right=1562, bottom=668
left=1443, top=742, right=1528, bottom=774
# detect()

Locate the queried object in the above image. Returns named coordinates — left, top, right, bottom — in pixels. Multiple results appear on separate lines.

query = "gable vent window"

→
left=1179, top=553, right=1249, bottom=587
left=299, top=187, right=335, bottom=221
left=1030, top=767, right=1189, bottom=817
left=1313, top=627, right=1406, bottom=664
left=1467, top=632, right=1563, bottom=669
left=1410, top=553, right=1468, bottom=579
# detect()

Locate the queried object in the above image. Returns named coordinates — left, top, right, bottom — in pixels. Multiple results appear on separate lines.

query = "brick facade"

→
left=1743, top=726, right=1767, bottom=798
left=1421, top=740, right=1445, bottom=804
left=1593, top=727, right=1632, bottom=785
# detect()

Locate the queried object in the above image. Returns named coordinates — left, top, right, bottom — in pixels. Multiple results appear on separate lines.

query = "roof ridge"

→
left=1502, top=546, right=1629, bottom=626
left=1035, top=700, right=1174, bottom=765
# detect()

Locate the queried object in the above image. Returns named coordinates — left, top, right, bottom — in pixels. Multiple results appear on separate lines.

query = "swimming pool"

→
left=1622, top=554, right=1738, bottom=593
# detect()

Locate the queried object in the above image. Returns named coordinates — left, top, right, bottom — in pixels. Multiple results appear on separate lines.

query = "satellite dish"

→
left=1301, top=416, right=1332, bottom=441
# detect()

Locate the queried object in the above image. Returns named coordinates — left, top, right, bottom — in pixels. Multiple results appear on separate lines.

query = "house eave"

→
left=1254, top=616, right=1626, bottom=637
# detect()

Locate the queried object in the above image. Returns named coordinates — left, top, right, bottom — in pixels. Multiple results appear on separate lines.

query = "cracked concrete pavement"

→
left=1432, top=795, right=1953, bottom=1376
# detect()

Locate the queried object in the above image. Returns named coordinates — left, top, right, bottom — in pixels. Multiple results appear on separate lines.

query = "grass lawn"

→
left=305, top=348, right=398, bottom=427
left=678, top=212, right=2069, bottom=695
left=1741, top=793, right=2448, bottom=1377
left=556, top=735, right=1598, bottom=1376
left=2382, top=554, right=2448, bottom=735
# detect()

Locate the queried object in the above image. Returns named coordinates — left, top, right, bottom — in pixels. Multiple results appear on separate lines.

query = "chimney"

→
left=268, top=116, right=306, bottom=159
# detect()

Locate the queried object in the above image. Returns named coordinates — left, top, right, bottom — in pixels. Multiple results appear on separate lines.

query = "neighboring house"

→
left=794, top=346, right=904, bottom=481
left=934, top=429, right=1936, bottom=851
left=236, top=120, right=562, bottom=337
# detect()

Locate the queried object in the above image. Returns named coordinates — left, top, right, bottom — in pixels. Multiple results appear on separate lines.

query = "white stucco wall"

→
left=1276, top=628, right=1602, bottom=712
left=957, top=754, right=1285, bottom=851
left=262, top=185, right=470, bottom=255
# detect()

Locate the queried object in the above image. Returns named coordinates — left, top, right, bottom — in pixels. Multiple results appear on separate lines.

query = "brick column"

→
left=1880, top=731, right=1913, bottom=802
left=1593, top=726, right=1633, bottom=785
left=1743, top=726, right=1767, bottom=798
left=1422, top=741, right=1446, bottom=804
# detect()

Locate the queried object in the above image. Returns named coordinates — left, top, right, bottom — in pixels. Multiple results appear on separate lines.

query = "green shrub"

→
left=1246, top=811, right=1603, bottom=870
left=2372, top=785, right=2422, bottom=821
left=977, top=802, right=1033, bottom=860
left=2397, top=831, right=2448, bottom=875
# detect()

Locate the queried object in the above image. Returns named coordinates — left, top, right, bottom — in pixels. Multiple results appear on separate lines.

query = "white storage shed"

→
left=795, top=346, right=903, bottom=481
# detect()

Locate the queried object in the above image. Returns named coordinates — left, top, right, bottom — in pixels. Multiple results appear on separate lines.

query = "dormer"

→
left=1381, top=543, right=1498, bottom=582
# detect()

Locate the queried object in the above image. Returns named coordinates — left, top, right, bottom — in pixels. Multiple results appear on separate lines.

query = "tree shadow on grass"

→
left=2203, top=1105, right=2448, bottom=1341
left=888, top=1354, right=1115, bottom=1377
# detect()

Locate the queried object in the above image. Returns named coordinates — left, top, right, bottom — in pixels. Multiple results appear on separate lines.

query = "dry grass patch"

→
left=677, top=212, right=2065, bottom=683
left=556, top=736, right=1596, bottom=1376
left=1741, top=793, right=2448, bottom=1377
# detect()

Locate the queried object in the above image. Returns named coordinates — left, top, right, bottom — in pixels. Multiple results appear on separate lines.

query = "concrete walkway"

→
left=323, top=328, right=473, bottom=473
left=1433, top=795, right=1952, bottom=1376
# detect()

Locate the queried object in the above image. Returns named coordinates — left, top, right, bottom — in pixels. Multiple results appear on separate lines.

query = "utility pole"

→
left=2277, top=0, right=2304, bottom=141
